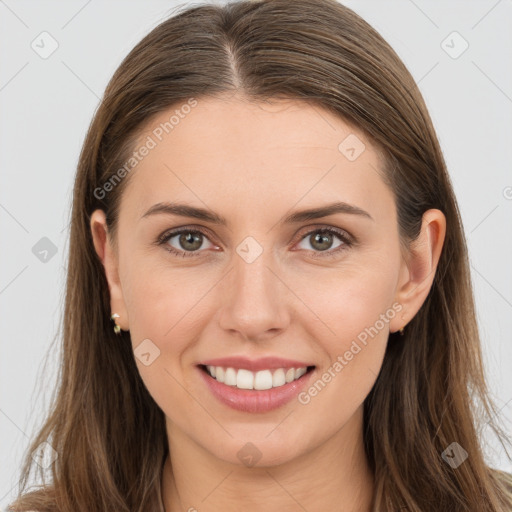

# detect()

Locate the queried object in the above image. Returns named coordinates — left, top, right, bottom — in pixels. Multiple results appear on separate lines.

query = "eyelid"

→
left=156, top=223, right=355, bottom=258
left=155, top=224, right=216, bottom=245
left=293, top=223, right=354, bottom=244
left=156, top=223, right=354, bottom=243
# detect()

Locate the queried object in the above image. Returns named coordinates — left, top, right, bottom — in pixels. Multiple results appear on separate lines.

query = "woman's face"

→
left=92, top=96, right=423, bottom=467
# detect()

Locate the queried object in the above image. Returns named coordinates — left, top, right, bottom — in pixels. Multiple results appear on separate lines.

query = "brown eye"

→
left=158, top=229, right=215, bottom=258
left=157, top=226, right=353, bottom=259
left=295, top=227, right=352, bottom=258
left=176, top=232, right=204, bottom=252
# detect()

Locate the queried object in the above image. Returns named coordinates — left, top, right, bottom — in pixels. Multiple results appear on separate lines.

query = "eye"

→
left=157, top=228, right=216, bottom=258
left=156, top=225, right=353, bottom=259
left=294, top=227, right=352, bottom=258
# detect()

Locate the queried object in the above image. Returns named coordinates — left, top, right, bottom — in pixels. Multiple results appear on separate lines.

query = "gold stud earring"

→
left=110, top=313, right=121, bottom=335
left=398, top=314, right=407, bottom=336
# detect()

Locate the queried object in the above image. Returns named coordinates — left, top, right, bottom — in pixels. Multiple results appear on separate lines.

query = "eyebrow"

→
left=140, top=201, right=374, bottom=225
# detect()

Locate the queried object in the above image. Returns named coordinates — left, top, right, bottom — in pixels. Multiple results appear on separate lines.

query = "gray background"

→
left=1, top=0, right=511, bottom=507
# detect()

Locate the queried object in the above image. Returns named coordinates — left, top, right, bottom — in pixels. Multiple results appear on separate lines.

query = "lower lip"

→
left=198, top=365, right=315, bottom=413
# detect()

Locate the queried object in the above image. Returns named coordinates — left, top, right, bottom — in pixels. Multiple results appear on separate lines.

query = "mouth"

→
left=197, top=363, right=316, bottom=413
left=198, top=364, right=316, bottom=391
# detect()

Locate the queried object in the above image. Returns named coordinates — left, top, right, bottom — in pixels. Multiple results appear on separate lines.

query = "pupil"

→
left=181, top=232, right=202, bottom=251
left=312, top=233, right=332, bottom=251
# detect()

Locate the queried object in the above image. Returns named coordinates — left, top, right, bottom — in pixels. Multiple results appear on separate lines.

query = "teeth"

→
left=224, top=367, right=237, bottom=386
left=205, top=365, right=310, bottom=390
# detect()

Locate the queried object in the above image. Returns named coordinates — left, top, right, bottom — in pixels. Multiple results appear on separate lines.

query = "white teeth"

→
left=254, top=370, right=273, bottom=390
left=205, top=365, right=310, bottom=390
left=224, top=367, right=237, bottom=386
left=295, top=367, right=307, bottom=379
left=237, top=369, right=254, bottom=389
left=272, top=368, right=286, bottom=387
left=215, top=367, right=224, bottom=382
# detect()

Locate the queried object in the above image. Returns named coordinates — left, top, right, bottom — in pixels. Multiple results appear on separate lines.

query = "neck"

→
left=161, top=407, right=375, bottom=512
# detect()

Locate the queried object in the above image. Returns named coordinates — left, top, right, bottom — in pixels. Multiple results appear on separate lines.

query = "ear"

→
left=389, top=208, right=446, bottom=333
left=90, top=209, right=129, bottom=331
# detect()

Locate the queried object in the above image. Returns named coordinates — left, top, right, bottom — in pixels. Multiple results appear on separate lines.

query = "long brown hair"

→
left=8, top=1, right=512, bottom=510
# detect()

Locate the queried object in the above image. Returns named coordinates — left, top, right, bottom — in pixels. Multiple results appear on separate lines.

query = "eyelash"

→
left=156, top=226, right=354, bottom=259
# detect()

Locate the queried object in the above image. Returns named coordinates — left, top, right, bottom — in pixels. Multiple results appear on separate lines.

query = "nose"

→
left=217, top=246, right=290, bottom=342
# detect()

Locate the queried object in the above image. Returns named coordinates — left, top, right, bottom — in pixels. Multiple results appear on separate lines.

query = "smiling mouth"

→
left=198, top=364, right=315, bottom=391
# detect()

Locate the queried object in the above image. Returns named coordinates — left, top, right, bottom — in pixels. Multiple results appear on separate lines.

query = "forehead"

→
left=120, top=96, right=393, bottom=225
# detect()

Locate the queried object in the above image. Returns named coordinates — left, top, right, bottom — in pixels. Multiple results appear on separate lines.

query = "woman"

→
left=8, top=0, right=512, bottom=510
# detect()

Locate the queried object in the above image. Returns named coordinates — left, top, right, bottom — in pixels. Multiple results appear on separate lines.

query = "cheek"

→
left=292, top=256, right=399, bottom=347
left=121, top=255, right=218, bottom=403
left=122, top=252, right=206, bottom=345
left=290, top=257, right=399, bottom=406
left=121, top=262, right=203, bottom=418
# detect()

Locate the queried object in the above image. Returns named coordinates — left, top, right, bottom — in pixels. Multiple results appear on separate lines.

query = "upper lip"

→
left=198, top=356, right=314, bottom=372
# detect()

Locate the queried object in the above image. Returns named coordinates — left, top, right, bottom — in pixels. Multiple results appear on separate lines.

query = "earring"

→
left=399, top=326, right=405, bottom=336
left=110, top=313, right=121, bottom=335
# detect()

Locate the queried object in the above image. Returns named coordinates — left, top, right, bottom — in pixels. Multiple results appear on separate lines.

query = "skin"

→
left=90, top=95, right=446, bottom=512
